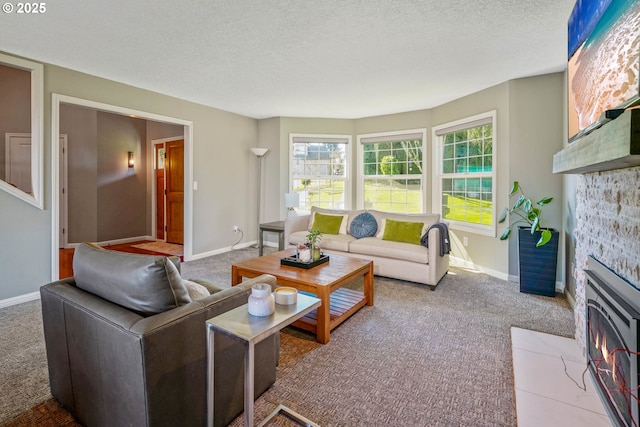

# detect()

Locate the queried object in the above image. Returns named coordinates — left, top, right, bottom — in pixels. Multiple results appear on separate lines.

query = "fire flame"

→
left=598, top=334, right=618, bottom=383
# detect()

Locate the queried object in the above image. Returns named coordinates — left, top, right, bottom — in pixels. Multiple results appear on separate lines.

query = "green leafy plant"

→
left=498, top=181, right=554, bottom=247
left=306, top=229, right=323, bottom=246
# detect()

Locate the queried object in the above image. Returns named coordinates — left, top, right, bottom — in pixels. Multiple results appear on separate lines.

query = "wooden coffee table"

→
left=231, top=249, right=374, bottom=344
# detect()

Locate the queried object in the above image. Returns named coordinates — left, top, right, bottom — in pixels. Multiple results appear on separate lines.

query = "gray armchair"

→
left=40, top=243, right=279, bottom=427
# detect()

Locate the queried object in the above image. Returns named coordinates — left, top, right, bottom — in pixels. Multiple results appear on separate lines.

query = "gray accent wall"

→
left=96, top=112, right=147, bottom=241
left=60, top=103, right=98, bottom=242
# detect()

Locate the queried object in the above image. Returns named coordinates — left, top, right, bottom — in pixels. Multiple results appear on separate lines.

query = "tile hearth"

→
left=511, top=327, right=612, bottom=426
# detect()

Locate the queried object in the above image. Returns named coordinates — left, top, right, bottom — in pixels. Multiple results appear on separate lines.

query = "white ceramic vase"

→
left=248, top=283, right=275, bottom=316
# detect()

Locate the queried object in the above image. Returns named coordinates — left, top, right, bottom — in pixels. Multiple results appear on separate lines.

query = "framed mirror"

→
left=0, top=52, right=44, bottom=209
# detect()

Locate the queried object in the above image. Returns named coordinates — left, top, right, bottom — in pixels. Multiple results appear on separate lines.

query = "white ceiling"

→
left=0, top=0, right=576, bottom=119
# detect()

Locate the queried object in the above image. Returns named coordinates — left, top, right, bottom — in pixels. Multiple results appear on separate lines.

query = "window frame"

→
left=356, top=128, right=427, bottom=213
left=289, top=133, right=351, bottom=213
left=0, top=53, right=44, bottom=209
left=432, top=111, right=497, bottom=236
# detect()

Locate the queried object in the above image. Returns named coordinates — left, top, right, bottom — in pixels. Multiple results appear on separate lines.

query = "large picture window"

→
left=290, top=134, right=350, bottom=213
left=357, top=129, right=426, bottom=214
left=433, top=112, right=496, bottom=235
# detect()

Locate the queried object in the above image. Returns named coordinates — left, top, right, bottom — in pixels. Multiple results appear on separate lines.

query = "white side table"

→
left=206, top=293, right=321, bottom=427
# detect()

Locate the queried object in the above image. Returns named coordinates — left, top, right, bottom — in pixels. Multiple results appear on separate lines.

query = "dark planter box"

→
left=518, top=227, right=559, bottom=297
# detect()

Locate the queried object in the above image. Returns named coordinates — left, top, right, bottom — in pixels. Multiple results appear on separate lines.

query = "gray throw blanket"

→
left=420, top=222, right=450, bottom=256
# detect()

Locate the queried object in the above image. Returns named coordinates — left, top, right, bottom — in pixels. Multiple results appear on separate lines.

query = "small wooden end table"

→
left=206, top=293, right=321, bottom=427
left=258, top=221, right=285, bottom=256
left=232, top=250, right=374, bottom=344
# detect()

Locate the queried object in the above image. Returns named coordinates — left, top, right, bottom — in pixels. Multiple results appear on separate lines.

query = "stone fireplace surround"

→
left=573, top=166, right=640, bottom=357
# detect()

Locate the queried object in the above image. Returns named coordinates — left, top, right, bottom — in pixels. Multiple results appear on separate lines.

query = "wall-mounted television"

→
left=568, top=0, right=640, bottom=142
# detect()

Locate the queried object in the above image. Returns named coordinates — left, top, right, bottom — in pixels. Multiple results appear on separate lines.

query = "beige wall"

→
left=0, top=48, right=568, bottom=302
left=429, top=82, right=511, bottom=277
left=45, top=64, right=260, bottom=257
left=0, top=58, right=260, bottom=300
left=507, top=74, right=565, bottom=283
left=268, top=74, right=565, bottom=283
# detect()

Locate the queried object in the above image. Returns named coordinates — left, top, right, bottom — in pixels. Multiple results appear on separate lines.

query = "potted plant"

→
left=498, top=181, right=559, bottom=297
left=306, top=229, right=324, bottom=261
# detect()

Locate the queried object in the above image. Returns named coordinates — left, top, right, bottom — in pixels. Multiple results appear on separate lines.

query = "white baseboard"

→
left=189, top=241, right=257, bottom=261
left=0, top=291, right=40, bottom=309
left=450, top=256, right=509, bottom=281
left=189, top=240, right=281, bottom=261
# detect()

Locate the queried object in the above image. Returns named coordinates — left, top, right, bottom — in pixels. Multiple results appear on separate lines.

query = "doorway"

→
left=51, top=94, right=194, bottom=280
left=154, top=138, right=184, bottom=244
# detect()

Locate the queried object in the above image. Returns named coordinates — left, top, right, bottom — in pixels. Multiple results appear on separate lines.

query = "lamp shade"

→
left=250, top=147, right=269, bottom=157
left=284, top=192, right=300, bottom=208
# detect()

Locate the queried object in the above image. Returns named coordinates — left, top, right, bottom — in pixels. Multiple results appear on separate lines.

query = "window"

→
left=357, top=129, right=426, bottom=214
left=290, top=134, right=350, bottom=213
left=432, top=111, right=496, bottom=235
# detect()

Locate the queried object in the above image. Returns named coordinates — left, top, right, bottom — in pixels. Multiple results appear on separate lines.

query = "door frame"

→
left=151, top=136, right=183, bottom=242
left=59, top=134, right=68, bottom=248
left=50, top=94, right=194, bottom=280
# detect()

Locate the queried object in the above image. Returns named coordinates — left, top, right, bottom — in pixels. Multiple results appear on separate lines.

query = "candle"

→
left=297, top=244, right=311, bottom=262
left=274, top=287, right=298, bottom=305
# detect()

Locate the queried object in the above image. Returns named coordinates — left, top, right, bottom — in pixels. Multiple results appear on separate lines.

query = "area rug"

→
left=130, top=241, right=184, bottom=256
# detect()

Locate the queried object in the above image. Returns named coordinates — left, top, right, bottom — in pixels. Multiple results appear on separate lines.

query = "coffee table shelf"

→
left=232, top=249, right=374, bottom=344
left=293, top=288, right=367, bottom=333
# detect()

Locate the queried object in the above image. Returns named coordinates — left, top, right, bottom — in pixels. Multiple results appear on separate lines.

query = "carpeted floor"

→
left=0, top=247, right=574, bottom=426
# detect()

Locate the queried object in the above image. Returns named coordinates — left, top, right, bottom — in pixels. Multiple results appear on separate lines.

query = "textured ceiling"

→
left=0, top=0, right=576, bottom=119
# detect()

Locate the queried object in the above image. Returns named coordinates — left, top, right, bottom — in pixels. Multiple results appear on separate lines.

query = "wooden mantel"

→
left=553, top=109, right=640, bottom=174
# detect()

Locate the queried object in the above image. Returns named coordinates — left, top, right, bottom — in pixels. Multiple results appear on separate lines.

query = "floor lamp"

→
left=251, top=148, right=269, bottom=248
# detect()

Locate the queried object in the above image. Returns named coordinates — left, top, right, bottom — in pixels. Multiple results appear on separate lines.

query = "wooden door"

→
left=165, top=140, right=184, bottom=244
left=155, top=144, right=165, bottom=240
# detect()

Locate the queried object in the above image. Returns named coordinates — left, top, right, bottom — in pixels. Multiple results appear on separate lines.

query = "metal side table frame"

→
left=206, top=293, right=321, bottom=427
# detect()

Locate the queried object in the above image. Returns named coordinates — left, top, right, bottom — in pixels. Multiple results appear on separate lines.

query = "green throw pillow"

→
left=381, top=219, right=424, bottom=245
left=311, top=212, right=344, bottom=235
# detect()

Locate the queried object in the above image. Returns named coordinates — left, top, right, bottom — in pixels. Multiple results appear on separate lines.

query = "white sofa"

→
left=284, top=207, right=449, bottom=289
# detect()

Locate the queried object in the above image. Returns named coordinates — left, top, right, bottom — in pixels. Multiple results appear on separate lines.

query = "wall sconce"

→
left=128, top=151, right=135, bottom=168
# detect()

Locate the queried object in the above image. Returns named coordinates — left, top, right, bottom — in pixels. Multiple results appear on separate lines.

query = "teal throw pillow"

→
left=311, top=212, right=344, bottom=235
left=350, top=212, right=378, bottom=238
left=381, top=219, right=424, bottom=245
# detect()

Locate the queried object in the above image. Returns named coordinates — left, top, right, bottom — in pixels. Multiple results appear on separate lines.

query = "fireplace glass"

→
left=586, top=262, right=640, bottom=427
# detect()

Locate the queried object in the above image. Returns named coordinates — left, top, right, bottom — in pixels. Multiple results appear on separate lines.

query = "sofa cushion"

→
left=350, top=212, right=378, bottom=239
left=308, top=207, right=364, bottom=235
left=310, top=212, right=344, bottom=235
left=381, top=219, right=424, bottom=245
left=349, top=237, right=429, bottom=264
left=371, top=210, right=440, bottom=238
left=73, top=242, right=191, bottom=316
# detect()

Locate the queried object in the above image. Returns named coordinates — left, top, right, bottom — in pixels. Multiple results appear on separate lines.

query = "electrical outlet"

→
left=233, top=225, right=239, bottom=233
left=463, top=236, right=468, bottom=247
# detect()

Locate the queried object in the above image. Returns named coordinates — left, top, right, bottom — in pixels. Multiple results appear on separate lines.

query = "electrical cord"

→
left=230, top=229, right=244, bottom=250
